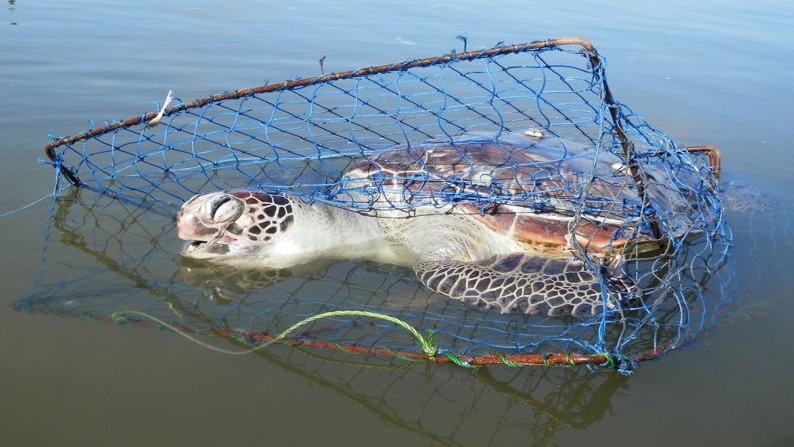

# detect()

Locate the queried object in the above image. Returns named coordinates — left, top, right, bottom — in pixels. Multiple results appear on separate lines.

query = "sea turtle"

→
left=176, top=130, right=722, bottom=316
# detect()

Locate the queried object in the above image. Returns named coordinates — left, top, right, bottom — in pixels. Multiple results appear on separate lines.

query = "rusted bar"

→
left=43, top=37, right=597, bottom=164
left=583, top=46, right=666, bottom=244
left=243, top=331, right=613, bottom=367
left=683, top=145, right=721, bottom=182
left=42, top=34, right=661, bottom=250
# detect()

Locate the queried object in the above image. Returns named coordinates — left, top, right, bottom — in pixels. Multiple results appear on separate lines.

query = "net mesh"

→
left=22, top=38, right=734, bottom=373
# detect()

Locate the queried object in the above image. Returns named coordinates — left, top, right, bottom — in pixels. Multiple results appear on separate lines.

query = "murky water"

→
left=2, top=1, right=793, bottom=446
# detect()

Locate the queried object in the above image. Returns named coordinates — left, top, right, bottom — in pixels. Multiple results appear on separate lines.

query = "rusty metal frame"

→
left=43, top=36, right=716, bottom=246
left=684, top=145, right=722, bottom=182
left=31, top=39, right=734, bottom=372
left=45, top=37, right=602, bottom=186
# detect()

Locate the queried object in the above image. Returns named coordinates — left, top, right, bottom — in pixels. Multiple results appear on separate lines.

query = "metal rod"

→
left=44, top=37, right=598, bottom=163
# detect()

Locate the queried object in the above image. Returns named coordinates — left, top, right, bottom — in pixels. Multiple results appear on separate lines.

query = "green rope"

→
left=111, top=309, right=438, bottom=357
left=443, top=353, right=481, bottom=369
left=497, top=353, right=521, bottom=368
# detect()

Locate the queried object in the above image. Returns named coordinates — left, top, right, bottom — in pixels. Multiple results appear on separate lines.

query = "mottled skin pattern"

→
left=177, top=131, right=654, bottom=316
left=414, top=254, right=631, bottom=316
left=178, top=191, right=295, bottom=257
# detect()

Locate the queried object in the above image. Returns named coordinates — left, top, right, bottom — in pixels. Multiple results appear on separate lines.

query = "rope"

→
left=112, top=310, right=438, bottom=358
left=0, top=193, right=52, bottom=219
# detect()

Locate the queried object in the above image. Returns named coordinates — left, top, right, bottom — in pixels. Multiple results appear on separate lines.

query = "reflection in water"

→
left=16, top=168, right=792, bottom=445
left=7, top=0, right=16, bottom=26
left=237, top=344, right=630, bottom=446
left=15, top=187, right=644, bottom=446
left=20, top=166, right=776, bottom=366
left=179, top=258, right=297, bottom=306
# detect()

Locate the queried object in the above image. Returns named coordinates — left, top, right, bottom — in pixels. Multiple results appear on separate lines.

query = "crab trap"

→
left=20, top=37, right=737, bottom=373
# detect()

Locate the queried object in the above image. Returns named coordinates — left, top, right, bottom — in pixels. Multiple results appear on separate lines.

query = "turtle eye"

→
left=208, top=194, right=239, bottom=223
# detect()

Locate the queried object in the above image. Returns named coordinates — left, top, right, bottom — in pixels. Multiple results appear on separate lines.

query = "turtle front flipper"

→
left=413, top=253, right=635, bottom=316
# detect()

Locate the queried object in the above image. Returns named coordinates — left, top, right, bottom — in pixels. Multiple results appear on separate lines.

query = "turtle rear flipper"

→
left=413, top=253, right=634, bottom=316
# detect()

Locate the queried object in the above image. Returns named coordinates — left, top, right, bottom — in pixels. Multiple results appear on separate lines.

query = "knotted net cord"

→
left=21, top=37, right=733, bottom=374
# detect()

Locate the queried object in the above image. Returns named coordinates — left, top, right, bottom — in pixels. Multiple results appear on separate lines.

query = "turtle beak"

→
left=176, top=205, right=231, bottom=244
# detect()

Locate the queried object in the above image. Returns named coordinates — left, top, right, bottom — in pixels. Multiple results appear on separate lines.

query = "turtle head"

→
left=176, top=190, right=295, bottom=263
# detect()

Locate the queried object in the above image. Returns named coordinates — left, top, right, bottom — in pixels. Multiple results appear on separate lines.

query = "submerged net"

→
left=22, top=37, right=734, bottom=373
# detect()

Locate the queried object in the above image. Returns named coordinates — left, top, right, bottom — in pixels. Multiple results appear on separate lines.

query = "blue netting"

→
left=23, top=38, right=734, bottom=373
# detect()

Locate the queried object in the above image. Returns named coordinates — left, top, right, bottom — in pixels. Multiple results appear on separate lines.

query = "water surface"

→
left=2, top=1, right=793, bottom=446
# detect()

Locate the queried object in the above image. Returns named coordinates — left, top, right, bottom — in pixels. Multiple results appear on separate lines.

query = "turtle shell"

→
left=336, top=130, right=702, bottom=257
